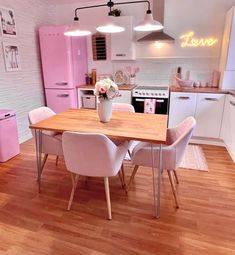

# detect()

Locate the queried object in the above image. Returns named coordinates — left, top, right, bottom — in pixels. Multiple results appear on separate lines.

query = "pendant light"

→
left=134, top=10, right=163, bottom=32
left=64, top=17, right=91, bottom=36
left=96, top=15, right=125, bottom=33
left=65, top=1, right=163, bottom=36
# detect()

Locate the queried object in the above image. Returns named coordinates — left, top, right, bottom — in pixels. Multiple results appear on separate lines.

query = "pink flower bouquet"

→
left=94, top=78, right=119, bottom=101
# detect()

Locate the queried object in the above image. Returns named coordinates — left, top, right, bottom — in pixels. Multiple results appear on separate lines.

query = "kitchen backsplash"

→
left=112, top=57, right=220, bottom=86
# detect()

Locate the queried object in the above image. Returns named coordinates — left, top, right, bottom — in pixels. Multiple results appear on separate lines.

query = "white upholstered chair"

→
left=62, top=131, right=129, bottom=220
left=112, top=103, right=135, bottom=113
left=28, top=107, right=63, bottom=176
left=127, top=117, right=196, bottom=208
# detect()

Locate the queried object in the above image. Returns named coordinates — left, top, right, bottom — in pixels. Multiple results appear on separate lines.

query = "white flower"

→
left=94, top=78, right=119, bottom=100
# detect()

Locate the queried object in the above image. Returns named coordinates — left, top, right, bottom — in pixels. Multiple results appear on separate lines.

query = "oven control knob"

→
left=139, top=92, right=142, bottom=95
left=146, top=93, right=149, bottom=95
left=159, top=93, right=162, bottom=96
left=155, top=93, right=158, bottom=96
left=143, top=93, right=145, bottom=95
left=151, top=93, right=154, bottom=96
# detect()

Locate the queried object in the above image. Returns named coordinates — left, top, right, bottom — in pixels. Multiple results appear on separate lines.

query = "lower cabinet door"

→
left=220, top=95, right=232, bottom=149
left=230, top=95, right=235, bottom=160
left=194, top=93, right=225, bottom=138
left=168, top=92, right=197, bottom=128
left=113, top=90, right=132, bottom=104
left=45, top=89, right=77, bottom=113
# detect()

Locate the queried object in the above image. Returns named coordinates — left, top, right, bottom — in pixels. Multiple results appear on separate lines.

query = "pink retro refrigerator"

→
left=39, top=26, right=88, bottom=113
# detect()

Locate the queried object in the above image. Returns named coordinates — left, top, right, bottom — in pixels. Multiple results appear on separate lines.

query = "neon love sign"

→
left=180, top=31, right=218, bottom=47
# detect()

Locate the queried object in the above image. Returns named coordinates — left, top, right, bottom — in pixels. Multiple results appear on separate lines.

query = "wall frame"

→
left=0, top=7, right=17, bottom=37
left=2, top=42, right=21, bottom=71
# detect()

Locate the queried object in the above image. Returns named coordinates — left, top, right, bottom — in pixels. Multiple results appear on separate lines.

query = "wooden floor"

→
left=0, top=140, right=235, bottom=255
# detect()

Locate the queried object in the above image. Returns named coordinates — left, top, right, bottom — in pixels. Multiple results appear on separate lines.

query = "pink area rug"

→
left=180, top=145, right=208, bottom=171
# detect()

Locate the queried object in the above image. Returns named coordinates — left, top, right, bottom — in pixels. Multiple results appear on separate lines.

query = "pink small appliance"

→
left=0, top=109, right=20, bottom=162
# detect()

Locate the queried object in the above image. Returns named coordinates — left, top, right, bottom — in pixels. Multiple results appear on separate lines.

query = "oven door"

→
left=132, top=97, right=168, bottom=114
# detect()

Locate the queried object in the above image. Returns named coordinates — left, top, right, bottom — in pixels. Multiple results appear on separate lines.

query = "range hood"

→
left=138, top=0, right=174, bottom=42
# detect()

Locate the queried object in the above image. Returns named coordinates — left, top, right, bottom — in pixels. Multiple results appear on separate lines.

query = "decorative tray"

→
left=114, top=70, right=129, bottom=85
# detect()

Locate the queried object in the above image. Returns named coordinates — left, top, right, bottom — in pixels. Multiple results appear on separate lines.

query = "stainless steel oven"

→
left=132, top=86, right=169, bottom=114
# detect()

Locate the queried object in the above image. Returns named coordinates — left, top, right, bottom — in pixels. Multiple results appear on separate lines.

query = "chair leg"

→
left=67, top=173, right=79, bottom=211
left=37, top=154, right=48, bottom=181
left=126, top=165, right=139, bottom=191
left=121, top=164, right=126, bottom=188
left=104, top=177, right=112, bottom=220
left=118, top=172, right=124, bottom=188
left=127, top=150, right=131, bottom=158
left=56, top=156, right=59, bottom=165
left=167, top=170, right=179, bottom=209
left=173, top=170, right=179, bottom=184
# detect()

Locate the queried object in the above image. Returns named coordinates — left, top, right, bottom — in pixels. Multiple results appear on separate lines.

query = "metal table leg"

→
left=151, top=143, right=163, bottom=218
left=35, top=129, right=42, bottom=192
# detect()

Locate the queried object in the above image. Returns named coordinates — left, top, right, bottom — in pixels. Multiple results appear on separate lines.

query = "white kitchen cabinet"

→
left=77, top=87, right=132, bottom=108
left=221, top=94, right=235, bottom=161
left=168, top=92, right=197, bottom=128
left=219, top=6, right=235, bottom=90
left=230, top=95, right=235, bottom=160
left=220, top=7, right=235, bottom=71
left=220, top=95, right=232, bottom=150
left=194, top=93, right=225, bottom=138
left=111, top=16, right=135, bottom=60
left=113, top=90, right=132, bottom=104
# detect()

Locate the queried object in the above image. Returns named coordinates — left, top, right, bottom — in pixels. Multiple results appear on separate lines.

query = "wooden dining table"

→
left=30, top=108, right=168, bottom=218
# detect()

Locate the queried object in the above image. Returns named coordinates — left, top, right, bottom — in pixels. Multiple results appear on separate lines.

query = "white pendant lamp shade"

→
left=96, top=16, right=125, bottom=33
left=134, top=13, right=163, bottom=32
left=64, top=21, right=91, bottom=36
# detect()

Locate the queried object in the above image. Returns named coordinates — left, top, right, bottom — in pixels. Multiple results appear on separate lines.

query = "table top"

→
left=30, top=108, right=168, bottom=144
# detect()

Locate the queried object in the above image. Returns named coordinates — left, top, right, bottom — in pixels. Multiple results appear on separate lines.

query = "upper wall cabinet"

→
left=111, top=16, right=136, bottom=60
left=219, top=6, right=235, bottom=90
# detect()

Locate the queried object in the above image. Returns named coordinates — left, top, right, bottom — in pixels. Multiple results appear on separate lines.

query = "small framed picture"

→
left=0, top=7, right=17, bottom=37
left=2, top=42, right=21, bottom=71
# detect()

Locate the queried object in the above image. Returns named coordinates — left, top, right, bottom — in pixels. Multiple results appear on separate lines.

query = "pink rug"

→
left=180, top=145, right=208, bottom=171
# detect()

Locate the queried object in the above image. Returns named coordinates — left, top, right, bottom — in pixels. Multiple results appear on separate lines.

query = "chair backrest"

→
left=112, top=103, right=135, bottom=113
left=62, top=132, right=125, bottom=177
left=167, top=116, right=196, bottom=168
left=28, top=106, right=57, bottom=136
left=28, top=106, right=56, bottom=125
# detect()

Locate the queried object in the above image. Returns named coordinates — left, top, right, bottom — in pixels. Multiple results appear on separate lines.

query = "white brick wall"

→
left=0, top=0, right=56, bottom=143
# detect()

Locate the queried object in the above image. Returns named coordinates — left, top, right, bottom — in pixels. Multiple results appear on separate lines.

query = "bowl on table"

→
left=175, top=76, right=194, bottom=88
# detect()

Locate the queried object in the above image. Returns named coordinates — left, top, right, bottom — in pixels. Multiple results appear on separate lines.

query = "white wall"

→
left=0, top=0, right=56, bottom=143
left=54, top=0, right=235, bottom=85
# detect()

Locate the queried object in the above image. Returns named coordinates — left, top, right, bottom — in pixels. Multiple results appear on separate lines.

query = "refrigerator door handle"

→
left=55, top=82, right=68, bottom=86
left=57, top=94, right=69, bottom=98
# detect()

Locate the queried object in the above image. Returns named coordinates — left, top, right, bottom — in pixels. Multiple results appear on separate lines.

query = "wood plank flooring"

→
left=0, top=140, right=235, bottom=254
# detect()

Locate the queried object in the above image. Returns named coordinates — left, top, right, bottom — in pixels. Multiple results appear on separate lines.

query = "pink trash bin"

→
left=0, top=110, right=20, bottom=162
